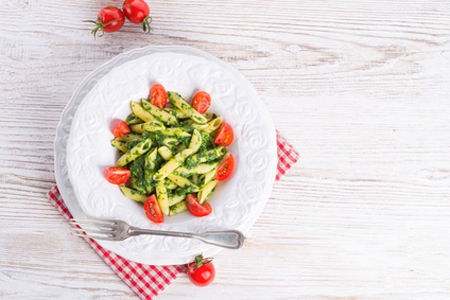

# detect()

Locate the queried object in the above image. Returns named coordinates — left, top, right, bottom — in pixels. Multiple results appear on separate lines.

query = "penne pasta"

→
left=120, top=186, right=147, bottom=203
left=168, top=194, right=186, bottom=206
left=169, top=201, right=187, bottom=216
left=158, top=146, right=173, bottom=160
left=109, top=89, right=234, bottom=221
left=198, top=180, right=218, bottom=204
left=111, top=139, right=128, bottom=153
left=141, top=99, right=178, bottom=125
left=168, top=173, right=197, bottom=189
left=131, top=101, right=156, bottom=122
left=130, top=121, right=165, bottom=133
left=165, top=107, right=189, bottom=119
left=116, top=138, right=152, bottom=167
left=167, top=91, right=207, bottom=124
left=156, top=181, right=169, bottom=215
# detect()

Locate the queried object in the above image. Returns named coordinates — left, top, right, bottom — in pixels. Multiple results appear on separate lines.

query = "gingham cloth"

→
left=48, top=130, right=298, bottom=299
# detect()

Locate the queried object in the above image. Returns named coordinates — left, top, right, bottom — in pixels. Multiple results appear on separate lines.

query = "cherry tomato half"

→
left=104, top=167, right=131, bottom=185
left=86, top=6, right=125, bottom=37
left=216, top=154, right=234, bottom=180
left=192, top=91, right=211, bottom=114
left=112, top=120, right=130, bottom=138
left=123, top=0, right=152, bottom=32
left=214, top=122, right=234, bottom=146
left=144, top=195, right=164, bottom=223
left=185, top=194, right=212, bottom=217
left=148, top=84, right=168, bottom=109
left=187, top=254, right=215, bottom=287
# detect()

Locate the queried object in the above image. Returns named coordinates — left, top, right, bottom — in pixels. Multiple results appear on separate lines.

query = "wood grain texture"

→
left=1, top=0, right=450, bottom=299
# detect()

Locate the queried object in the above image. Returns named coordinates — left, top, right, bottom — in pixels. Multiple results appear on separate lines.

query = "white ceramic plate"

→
left=57, top=46, right=276, bottom=265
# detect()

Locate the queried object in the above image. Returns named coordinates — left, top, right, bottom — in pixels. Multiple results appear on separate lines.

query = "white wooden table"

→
left=1, top=0, right=450, bottom=299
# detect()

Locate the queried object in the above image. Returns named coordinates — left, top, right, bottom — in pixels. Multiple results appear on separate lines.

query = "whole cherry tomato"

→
left=123, top=0, right=152, bottom=33
left=187, top=254, right=215, bottom=287
left=85, top=6, right=125, bottom=37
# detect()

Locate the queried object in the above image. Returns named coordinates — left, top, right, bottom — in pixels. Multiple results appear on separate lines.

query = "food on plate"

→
left=214, top=122, right=234, bottom=146
left=192, top=91, right=211, bottom=114
left=104, top=167, right=131, bottom=185
left=187, top=254, right=216, bottom=287
left=144, top=195, right=164, bottom=223
left=112, top=120, right=131, bottom=138
left=104, top=85, right=235, bottom=223
left=215, top=154, right=234, bottom=181
left=148, top=83, right=168, bottom=109
left=186, top=194, right=212, bottom=217
left=85, top=6, right=125, bottom=37
left=123, top=0, right=152, bottom=33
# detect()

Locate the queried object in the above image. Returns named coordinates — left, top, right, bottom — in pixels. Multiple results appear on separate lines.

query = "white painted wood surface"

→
left=1, top=0, right=450, bottom=298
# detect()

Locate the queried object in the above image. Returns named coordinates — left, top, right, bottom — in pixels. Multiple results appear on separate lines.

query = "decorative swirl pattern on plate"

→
left=241, top=125, right=268, bottom=150
left=56, top=46, right=277, bottom=265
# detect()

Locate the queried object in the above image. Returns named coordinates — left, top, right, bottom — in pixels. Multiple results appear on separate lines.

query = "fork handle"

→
left=194, top=230, right=245, bottom=249
left=129, top=227, right=193, bottom=239
left=128, top=227, right=245, bottom=249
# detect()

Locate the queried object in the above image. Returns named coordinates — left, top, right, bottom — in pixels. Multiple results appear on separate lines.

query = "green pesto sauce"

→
left=126, top=139, right=141, bottom=149
left=168, top=109, right=177, bottom=118
left=179, top=120, right=192, bottom=128
left=199, top=132, right=213, bottom=153
left=154, top=153, right=164, bottom=167
left=142, top=140, right=151, bottom=151
left=203, top=151, right=218, bottom=161
left=179, top=136, right=191, bottom=147
left=172, top=185, right=198, bottom=196
left=180, top=102, right=190, bottom=110
left=145, top=171, right=157, bottom=188
left=144, top=132, right=165, bottom=146
left=125, top=113, right=141, bottom=124
left=191, top=174, right=200, bottom=185
left=183, top=155, right=200, bottom=168
left=129, top=156, right=147, bottom=193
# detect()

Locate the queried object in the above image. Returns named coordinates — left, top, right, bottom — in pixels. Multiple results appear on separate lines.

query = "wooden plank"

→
left=1, top=0, right=450, bottom=298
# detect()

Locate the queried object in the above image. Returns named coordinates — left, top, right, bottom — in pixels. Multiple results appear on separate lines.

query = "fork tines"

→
left=69, top=218, right=117, bottom=241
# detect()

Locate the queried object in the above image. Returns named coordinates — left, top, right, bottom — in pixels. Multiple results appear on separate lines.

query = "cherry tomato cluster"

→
left=86, top=0, right=152, bottom=37
left=104, top=83, right=235, bottom=224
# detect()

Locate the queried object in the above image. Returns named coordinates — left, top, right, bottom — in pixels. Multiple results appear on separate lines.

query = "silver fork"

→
left=69, top=218, right=245, bottom=249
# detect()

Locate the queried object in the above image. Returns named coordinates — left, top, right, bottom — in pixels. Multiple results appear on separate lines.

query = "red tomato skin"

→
left=123, top=0, right=150, bottom=23
left=112, top=121, right=130, bottom=138
left=104, top=167, right=131, bottom=185
left=214, top=122, right=234, bottom=146
left=187, top=261, right=215, bottom=287
left=185, top=194, right=212, bottom=217
left=149, top=84, right=168, bottom=109
left=144, top=195, right=164, bottom=223
left=192, top=91, right=211, bottom=114
left=216, top=154, right=234, bottom=181
left=98, top=7, right=125, bottom=32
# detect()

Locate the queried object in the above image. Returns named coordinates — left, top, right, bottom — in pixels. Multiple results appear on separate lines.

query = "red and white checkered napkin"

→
left=48, top=130, right=298, bottom=300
